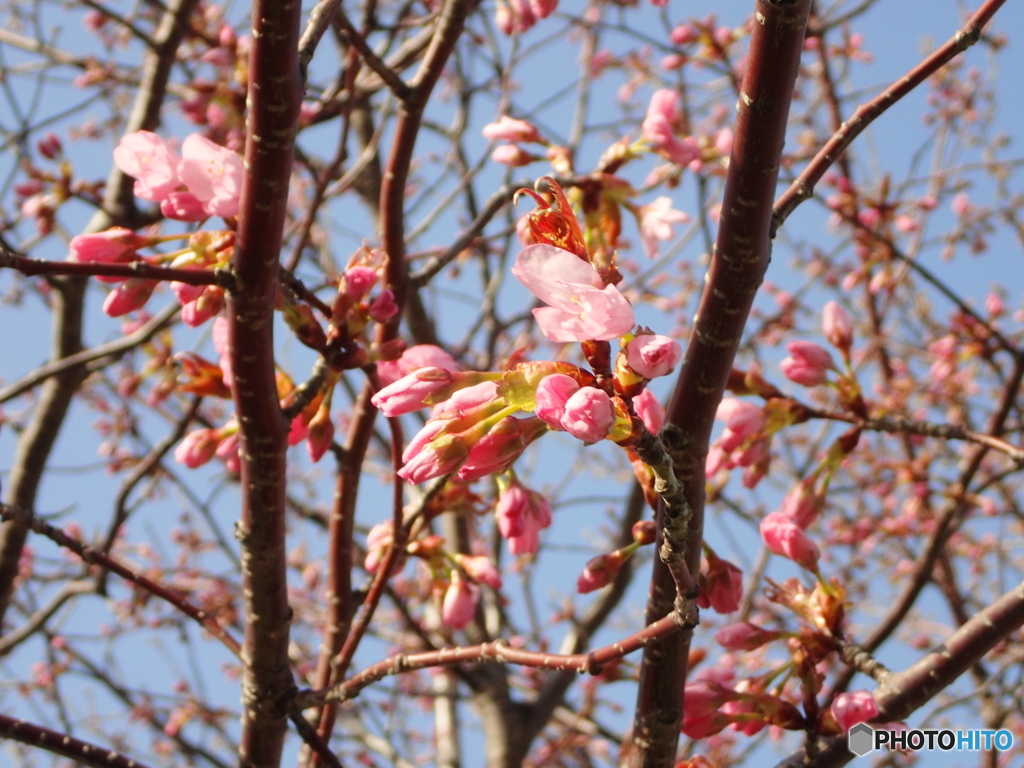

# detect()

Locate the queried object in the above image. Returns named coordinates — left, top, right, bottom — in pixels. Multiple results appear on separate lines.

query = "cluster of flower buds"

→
left=363, top=522, right=502, bottom=629
left=696, top=545, right=744, bottom=614
left=483, top=116, right=552, bottom=168
left=495, top=474, right=553, bottom=555
left=681, top=675, right=805, bottom=739
left=174, top=422, right=240, bottom=473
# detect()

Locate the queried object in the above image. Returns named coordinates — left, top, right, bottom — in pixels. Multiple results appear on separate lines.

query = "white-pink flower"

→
left=560, top=386, right=614, bottom=442
left=113, top=131, right=182, bottom=201
left=178, top=134, right=244, bottom=218
left=831, top=691, right=879, bottom=731
left=482, top=116, right=542, bottom=144
left=512, top=244, right=634, bottom=342
left=637, top=197, right=690, bottom=259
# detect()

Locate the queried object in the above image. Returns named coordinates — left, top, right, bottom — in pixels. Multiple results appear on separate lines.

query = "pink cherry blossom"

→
left=160, top=192, right=208, bottom=222
left=670, top=24, right=698, bottom=46
left=576, top=550, right=626, bottom=593
left=637, top=198, right=690, bottom=259
left=491, top=144, right=539, bottom=167
left=780, top=340, right=836, bottom=386
left=368, top=290, right=398, bottom=322
left=642, top=90, right=702, bottom=167
left=69, top=228, right=145, bottom=267
left=560, top=387, right=614, bottom=442
left=372, top=368, right=457, bottom=417
left=457, top=416, right=545, bottom=480
left=113, top=131, right=182, bottom=201
left=441, top=571, right=479, bottom=629
left=102, top=279, right=156, bottom=317
left=716, top=398, right=765, bottom=452
left=760, top=512, right=820, bottom=571
left=306, top=407, right=334, bottom=463
left=822, top=300, right=853, bottom=351
left=697, top=554, right=743, bottom=614
left=512, top=244, right=635, bottom=342
left=625, top=334, right=682, bottom=378
left=633, top=389, right=664, bottom=434
left=779, top=479, right=820, bottom=529
left=364, top=521, right=393, bottom=574
left=528, top=0, right=557, bottom=18
left=831, top=691, right=878, bottom=731
left=534, top=374, right=579, bottom=429
left=175, top=429, right=220, bottom=468
left=433, top=381, right=500, bottom=419
left=343, top=266, right=378, bottom=301
left=376, top=344, right=459, bottom=386
left=459, top=556, right=502, bottom=589
left=715, top=622, right=780, bottom=651
left=178, top=134, right=244, bottom=218
left=495, top=479, right=552, bottom=555
left=214, top=432, right=240, bottom=473
left=482, top=116, right=542, bottom=144
left=683, top=680, right=738, bottom=719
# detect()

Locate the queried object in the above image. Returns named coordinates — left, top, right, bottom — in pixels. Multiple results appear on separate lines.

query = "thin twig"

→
left=0, top=712, right=156, bottom=768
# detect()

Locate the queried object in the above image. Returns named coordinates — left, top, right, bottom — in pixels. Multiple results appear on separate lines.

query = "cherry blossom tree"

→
left=0, top=0, right=1021, bottom=767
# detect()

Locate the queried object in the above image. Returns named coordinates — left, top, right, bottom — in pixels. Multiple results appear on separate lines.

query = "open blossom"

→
left=760, top=512, right=820, bottom=571
left=831, top=691, right=878, bottom=731
left=637, top=198, right=690, bottom=259
left=625, top=334, right=682, bottom=378
left=482, top=116, right=542, bottom=144
left=780, top=340, right=836, bottom=387
left=512, top=244, right=634, bottom=342
left=113, top=131, right=182, bottom=200
left=178, top=134, right=244, bottom=218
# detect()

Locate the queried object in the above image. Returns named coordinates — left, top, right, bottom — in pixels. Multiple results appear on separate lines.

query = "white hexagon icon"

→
left=848, top=723, right=875, bottom=757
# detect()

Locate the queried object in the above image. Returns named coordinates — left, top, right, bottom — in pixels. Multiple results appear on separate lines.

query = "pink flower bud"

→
left=822, top=300, right=853, bottom=352
left=457, top=416, right=546, bottom=481
left=102, top=279, right=156, bottom=317
left=343, top=266, right=378, bottom=301
left=306, top=405, right=335, bottom=463
left=69, top=228, right=144, bottom=268
left=161, top=192, right=208, bottom=222
left=681, top=712, right=730, bottom=739
left=491, top=144, right=540, bottom=167
left=780, top=340, right=836, bottom=387
left=175, top=429, right=220, bottom=468
left=215, top=432, right=240, bottom=473
left=376, top=344, right=459, bottom=386
left=534, top=373, right=579, bottom=429
left=560, top=386, right=614, bottom=442
left=459, top=555, right=502, bottom=589
left=632, top=520, right=657, bottom=545
left=38, top=133, right=62, bottom=159
left=368, top=289, right=398, bottom=322
left=714, top=622, right=780, bottom=651
left=576, top=550, right=627, bottom=593
left=364, top=522, right=393, bottom=574
left=779, top=479, right=820, bottom=529
left=632, top=389, right=664, bottom=435
left=441, top=571, right=479, bottom=629
left=496, top=479, right=552, bottom=555
left=951, top=192, right=971, bottom=217
left=528, top=0, right=557, bottom=19
left=372, top=367, right=457, bottom=417
left=625, top=334, right=682, bottom=378
left=716, top=398, right=765, bottom=452
left=760, top=512, right=820, bottom=571
left=670, top=24, right=698, bottom=45
left=683, top=679, right=739, bottom=719
left=482, top=116, right=542, bottom=144
left=831, top=691, right=878, bottom=731
left=697, top=553, right=743, bottom=614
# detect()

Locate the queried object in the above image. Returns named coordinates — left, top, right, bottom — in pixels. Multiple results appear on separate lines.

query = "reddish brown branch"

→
left=0, top=502, right=241, bottom=656
left=228, top=0, right=303, bottom=763
left=630, top=2, right=812, bottom=766
left=0, top=248, right=237, bottom=288
left=772, top=0, right=1007, bottom=234
left=0, top=712, right=156, bottom=768
left=297, top=612, right=689, bottom=708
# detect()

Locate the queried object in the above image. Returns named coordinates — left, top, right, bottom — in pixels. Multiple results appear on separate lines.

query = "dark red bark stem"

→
left=629, top=2, right=812, bottom=765
left=228, top=0, right=303, bottom=763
